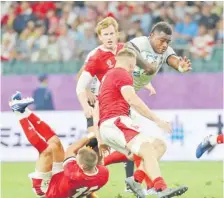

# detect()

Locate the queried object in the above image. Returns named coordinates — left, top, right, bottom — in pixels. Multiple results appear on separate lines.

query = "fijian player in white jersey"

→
left=126, top=21, right=192, bottom=196
left=128, top=21, right=192, bottom=94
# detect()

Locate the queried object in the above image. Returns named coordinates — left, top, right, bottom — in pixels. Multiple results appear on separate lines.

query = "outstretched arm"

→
left=121, top=86, right=171, bottom=133
left=167, top=55, right=192, bottom=73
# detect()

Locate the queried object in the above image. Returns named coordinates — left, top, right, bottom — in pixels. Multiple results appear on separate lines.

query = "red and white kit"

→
left=98, top=68, right=155, bottom=156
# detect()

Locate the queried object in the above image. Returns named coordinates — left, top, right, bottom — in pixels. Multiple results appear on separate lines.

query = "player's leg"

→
left=27, top=109, right=64, bottom=173
left=9, top=96, right=53, bottom=197
left=196, top=133, right=224, bottom=158
left=113, top=116, right=188, bottom=197
left=99, top=117, right=146, bottom=198
left=127, top=135, right=188, bottom=197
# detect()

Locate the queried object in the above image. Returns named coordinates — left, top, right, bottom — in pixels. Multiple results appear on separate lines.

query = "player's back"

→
left=46, top=159, right=109, bottom=198
left=99, top=68, right=133, bottom=125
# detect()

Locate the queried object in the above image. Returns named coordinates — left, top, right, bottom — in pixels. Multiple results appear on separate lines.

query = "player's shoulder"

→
left=111, top=68, right=131, bottom=78
left=85, top=46, right=102, bottom=62
left=130, top=36, right=148, bottom=44
left=129, top=36, right=149, bottom=51
left=97, top=165, right=109, bottom=179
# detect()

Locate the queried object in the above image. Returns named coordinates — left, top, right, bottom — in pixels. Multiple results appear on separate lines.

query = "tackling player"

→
left=9, top=92, right=109, bottom=198
left=196, top=134, right=224, bottom=158
left=97, top=48, right=188, bottom=198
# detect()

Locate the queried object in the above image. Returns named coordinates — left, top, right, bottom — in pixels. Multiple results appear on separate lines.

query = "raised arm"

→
left=65, top=133, right=95, bottom=159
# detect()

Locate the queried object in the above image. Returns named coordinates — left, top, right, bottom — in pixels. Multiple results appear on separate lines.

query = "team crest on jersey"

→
left=106, top=59, right=114, bottom=68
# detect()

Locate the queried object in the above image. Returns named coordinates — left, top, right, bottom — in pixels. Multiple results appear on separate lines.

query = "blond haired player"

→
left=97, top=48, right=188, bottom=198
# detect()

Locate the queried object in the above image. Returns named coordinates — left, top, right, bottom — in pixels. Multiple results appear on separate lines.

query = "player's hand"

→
left=86, top=89, right=96, bottom=106
left=156, top=120, right=172, bottom=133
left=98, top=143, right=111, bottom=157
left=179, top=56, right=192, bottom=72
left=144, top=83, right=156, bottom=96
left=84, top=105, right=94, bottom=118
left=149, top=86, right=156, bottom=96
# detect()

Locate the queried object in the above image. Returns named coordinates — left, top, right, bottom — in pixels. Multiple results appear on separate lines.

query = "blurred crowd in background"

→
left=1, top=1, right=223, bottom=63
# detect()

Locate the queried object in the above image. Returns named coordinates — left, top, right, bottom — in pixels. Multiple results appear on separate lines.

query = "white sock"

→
left=209, top=135, right=217, bottom=146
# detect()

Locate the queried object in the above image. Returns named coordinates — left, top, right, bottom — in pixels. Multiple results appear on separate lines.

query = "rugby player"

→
left=9, top=92, right=109, bottom=198
left=97, top=48, right=188, bottom=198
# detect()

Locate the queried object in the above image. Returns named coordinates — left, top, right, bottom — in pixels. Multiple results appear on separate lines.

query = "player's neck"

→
left=83, top=167, right=98, bottom=176
left=115, top=63, right=128, bottom=71
left=101, top=45, right=117, bottom=54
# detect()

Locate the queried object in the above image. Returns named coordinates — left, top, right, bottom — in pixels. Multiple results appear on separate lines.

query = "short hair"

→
left=116, top=48, right=136, bottom=58
left=96, top=17, right=119, bottom=35
left=151, top=22, right=172, bottom=35
left=78, top=147, right=98, bottom=171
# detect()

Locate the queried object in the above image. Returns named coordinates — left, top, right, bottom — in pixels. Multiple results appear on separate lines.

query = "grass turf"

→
left=1, top=161, right=223, bottom=198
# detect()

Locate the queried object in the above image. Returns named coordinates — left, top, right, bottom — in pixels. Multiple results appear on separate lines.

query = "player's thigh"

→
left=100, top=118, right=130, bottom=156
left=47, top=136, right=65, bottom=163
left=114, top=116, right=156, bottom=156
left=36, top=146, right=53, bottom=173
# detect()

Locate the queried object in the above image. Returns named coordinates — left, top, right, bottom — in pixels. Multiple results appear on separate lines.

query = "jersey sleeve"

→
left=114, top=70, right=133, bottom=91
left=84, top=53, right=100, bottom=77
left=164, top=46, right=176, bottom=65
left=97, top=165, right=109, bottom=185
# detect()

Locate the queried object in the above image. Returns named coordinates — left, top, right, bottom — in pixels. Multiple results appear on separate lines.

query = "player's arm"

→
left=76, top=65, right=85, bottom=81
left=76, top=57, right=99, bottom=117
left=125, top=42, right=157, bottom=75
left=167, top=54, right=192, bottom=73
left=65, top=133, right=95, bottom=159
left=121, top=86, right=171, bottom=132
left=144, top=82, right=156, bottom=96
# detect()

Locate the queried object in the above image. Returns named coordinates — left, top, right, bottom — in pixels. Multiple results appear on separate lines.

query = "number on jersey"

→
left=72, top=186, right=99, bottom=198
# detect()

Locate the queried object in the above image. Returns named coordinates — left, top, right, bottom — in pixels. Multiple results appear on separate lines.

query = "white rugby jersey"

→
left=130, top=36, right=176, bottom=91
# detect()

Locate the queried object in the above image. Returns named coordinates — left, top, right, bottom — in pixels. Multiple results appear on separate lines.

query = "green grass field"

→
left=1, top=161, right=223, bottom=198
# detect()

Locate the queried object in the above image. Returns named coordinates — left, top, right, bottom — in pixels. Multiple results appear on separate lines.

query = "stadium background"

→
left=1, top=1, right=223, bottom=198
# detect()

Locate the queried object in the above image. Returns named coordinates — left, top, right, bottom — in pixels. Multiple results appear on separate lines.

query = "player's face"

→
left=99, top=25, right=118, bottom=50
left=150, top=31, right=171, bottom=54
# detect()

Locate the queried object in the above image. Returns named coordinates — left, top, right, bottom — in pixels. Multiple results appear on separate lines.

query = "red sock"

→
left=133, top=155, right=153, bottom=189
left=153, top=177, right=167, bottom=192
left=20, top=118, right=48, bottom=153
left=217, top=134, right=224, bottom=144
left=104, top=151, right=128, bottom=166
left=28, top=113, right=55, bottom=141
left=145, top=175, right=154, bottom=189
left=134, top=170, right=145, bottom=183
left=133, top=154, right=141, bottom=167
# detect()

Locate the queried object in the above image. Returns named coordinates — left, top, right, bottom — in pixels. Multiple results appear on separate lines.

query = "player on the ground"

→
left=76, top=16, right=157, bottom=192
left=9, top=92, right=109, bottom=198
left=97, top=48, right=188, bottom=198
left=196, top=134, right=224, bottom=158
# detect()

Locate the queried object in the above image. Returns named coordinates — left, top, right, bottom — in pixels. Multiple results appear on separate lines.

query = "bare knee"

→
left=139, top=142, right=155, bottom=158
left=153, top=139, right=167, bottom=155
left=48, top=136, right=63, bottom=150
left=41, top=146, right=53, bottom=159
